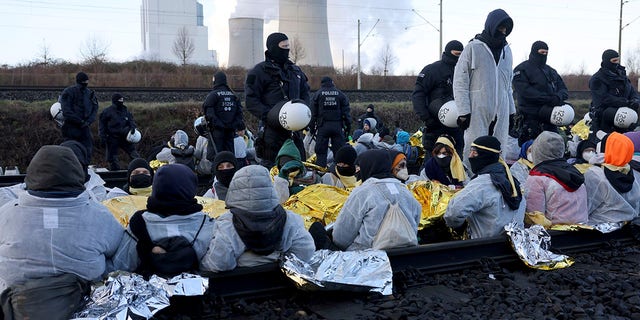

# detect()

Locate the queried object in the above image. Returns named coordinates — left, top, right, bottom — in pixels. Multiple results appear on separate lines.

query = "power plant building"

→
left=228, top=18, right=264, bottom=69
left=141, top=0, right=217, bottom=66
left=278, top=0, right=333, bottom=66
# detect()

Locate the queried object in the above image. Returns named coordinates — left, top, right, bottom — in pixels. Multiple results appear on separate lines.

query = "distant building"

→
left=141, top=0, right=217, bottom=66
left=228, top=17, right=264, bottom=69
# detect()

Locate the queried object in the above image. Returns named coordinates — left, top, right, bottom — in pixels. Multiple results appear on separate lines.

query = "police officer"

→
left=412, top=40, right=464, bottom=160
left=60, top=71, right=99, bottom=159
left=513, top=41, right=569, bottom=146
left=245, top=32, right=310, bottom=168
left=589, top=49, right=640, bottom=136
left=203, top=71, right=245, bottom=156
left=310, top=76, right=351, bottom=167
left=99, top=93, right=140, bottom=170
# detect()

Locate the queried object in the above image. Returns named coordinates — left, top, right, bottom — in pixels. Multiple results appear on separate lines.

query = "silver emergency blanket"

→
left=72, top=272, right=208, bottom=319
left=589, top=221, right=627, bottom=233
left=281, top=249, right=393, bottom=295
left=505, top=222, right=574, bottom=270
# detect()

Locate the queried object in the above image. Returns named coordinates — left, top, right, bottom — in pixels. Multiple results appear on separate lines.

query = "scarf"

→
left=473, top=162, right=522, bottom=210
left=602, top=164, right=635, bottom=193
left=529, top=159, right=584, bottom=192
left=231, top=205, right=287, bottom=255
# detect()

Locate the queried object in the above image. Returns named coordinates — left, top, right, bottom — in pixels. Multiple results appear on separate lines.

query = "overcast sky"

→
left=1, top=0, right=639, bottom=75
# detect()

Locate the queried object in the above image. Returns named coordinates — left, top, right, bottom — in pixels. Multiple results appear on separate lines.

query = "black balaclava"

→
left=357, top=149, right=393, bottom=181
left=442, top=40, right=464, bottom=65
left=60, top=140, right=90, bottom=183
left=76, top=72, right=89, bottom=88
left=469, top=136, right=501, bottom=174
left=335, top=145, right=358, bottom=177
left=529, top=41, right=548, bottom=67
left=266, top=32, right=289, bottom=65
left=127, top=158, right=154, bottom=188
left=576, top=140, right=597, bottom=164
left=213, top=71, right=227, bottom=88
left=601, top=49, right=620, bottom=72
left=112, top=93, right=125, bottom=108
left=213, top=151, right=238, bottom=188
left=366, top=104, right=375, bottom=117
left=321, top=76, right=333, bottom=87
left=147, top=164, right=202, bottom=217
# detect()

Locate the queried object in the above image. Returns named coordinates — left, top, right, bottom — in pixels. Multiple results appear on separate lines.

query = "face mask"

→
left=582, top=151, right=596, bottom=162
left=395, top=168, right=409, bottom=181
left=435, top=155, right=452, bottom=169
left=216, top=168, right=236, bottom=188
left=130, top=174, right=152, bottom=188
left=269, top=47, right=290, bottom=65
left=336, top=165, right=356, bottom=177
left=129, top=186, right=152, bottom=196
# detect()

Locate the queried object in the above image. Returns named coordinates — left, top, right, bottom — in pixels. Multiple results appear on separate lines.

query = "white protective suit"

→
left=584, top=166, right=640, bottom=224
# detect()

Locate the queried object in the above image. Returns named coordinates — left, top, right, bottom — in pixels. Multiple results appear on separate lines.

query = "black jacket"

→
left=311, top=83, right=351, bottom=129
left=589, top=66, right=640, bottom=119
left=513, top=60, right=568, bottom=117
left=202, top=84, right=245, bottom=130
left=60, top=84, right=98, bottom=127
left=412, top=53, right=458, bottom=123
left=99, top=103, right=136, bottom=139
left=245, top=58, right=310, bottom=122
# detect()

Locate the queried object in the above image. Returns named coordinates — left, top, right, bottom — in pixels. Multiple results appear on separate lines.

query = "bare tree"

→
left=625, top=45, right=640, bottom=76
left=36, top=40, right=54, bottom=66
left=379, top=44, right=397, bottom=76
left=290, top=35, right=306, bottom=64
left=80, top=36, right=110, bottom=64
left=172, top=26, right=195, bottom=66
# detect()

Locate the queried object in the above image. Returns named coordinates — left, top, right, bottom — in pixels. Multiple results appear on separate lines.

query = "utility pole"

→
left=411, top=9, right=441, bottom=54
left=357, top=19, right=379, bottom=90
left=619, top=0, right=625, bottom=57
left=439, top=0, right=443, bottom=55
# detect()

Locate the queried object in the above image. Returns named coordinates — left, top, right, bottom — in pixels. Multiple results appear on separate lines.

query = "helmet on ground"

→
left=127, top=129, right=142, bottom=143
left=438, top=100, right=459, bottom=128
left=194, top=116, right=208, bottom=136
left=50, top=102, right=64, bottom=127
left=549, top=104, right=575, bottom=126
left=614, top=107, right=638, bottom=129
left=583, top=113, right=592, bottom=126
left=279, top=99, right=311, bottom=131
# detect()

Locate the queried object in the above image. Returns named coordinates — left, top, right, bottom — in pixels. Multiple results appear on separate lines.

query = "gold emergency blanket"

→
left=571, top=119, right=590, bottom=141
left=283, top=184, right=350, bottom=229
left=525, top=211, right=595, bottom=232
left=407, top=180, right=458, bottom=230
left=102, top=196, right=227, bottom=227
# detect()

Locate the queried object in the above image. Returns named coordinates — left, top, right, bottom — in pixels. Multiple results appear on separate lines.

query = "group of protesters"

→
left=1, top=7, right=640, bottom=319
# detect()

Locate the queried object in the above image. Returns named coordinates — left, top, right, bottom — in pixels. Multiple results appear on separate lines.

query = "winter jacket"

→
left=311, top=83, right=351, bottom=130
left=60, top=84, right=98, bottom=128
left=203, top=84, right=245, bottom=130
left=513, top=60, right=568, bottom=118
left=589, top=66, right=640, bottom=120
left=99, top=103, right=136, bottom=139
left=412, top=53, right=458, bottom=126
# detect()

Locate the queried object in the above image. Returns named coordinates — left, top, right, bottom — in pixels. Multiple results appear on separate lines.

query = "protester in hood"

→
left=624, top=131, right=640, bottom=172
left=203, top=151, right=237, bottom=201
left=584, top=132, right=640, bottom=224
left=99, top=93, right=140, bottom=170
left=526, top=131, right=588, bottom=225
left=332, top=149, right=421, bottom=250
left=357, top=104, right=382, bottom=131
left=513, top=41, right=569, bottom=145
left=412, top=40, right=465, bottom=160
left=273, top=139, right=317, bottom=203
left=362, top=118, right=378, bottom=135
left=453, top=9, right=516, bottom=167
left=203, top=71, right=245, bottom=155
left=123, top=158, right=154, bottom=196
left=570, top=140, right=597, bottom=174
left=354, top=132, right=376, bottom=156
left=155, top=130, right=196, bottom=170
left=389, top=150, right=409, bottom=183
left=422, top=135, right=468, bottom=187
left=59, top=72, right=99, bottom=159
left=0, top=146, right=126, bottom=319
left=245, top=32, right=310, bottom=168
left=202, top=165, right=314, bottom=272
left=509, top=139, right=534, bottom=194
left=321, top=145, right=360, bottom=189
left=588, top=49, right=640, bottom=137
left=444, top=136, right=525, bottom=239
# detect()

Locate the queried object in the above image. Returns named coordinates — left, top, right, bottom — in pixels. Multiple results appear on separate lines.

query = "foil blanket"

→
left=505, top=222, right=574, bottom=270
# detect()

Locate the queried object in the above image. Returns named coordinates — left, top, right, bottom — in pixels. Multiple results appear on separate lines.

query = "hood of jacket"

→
left=226, top=165, right=280, bottom=212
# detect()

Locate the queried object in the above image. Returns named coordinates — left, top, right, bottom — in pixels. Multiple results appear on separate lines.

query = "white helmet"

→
left=549, top=104, right=575, bottom=126
left=583, top=113, right=592, bottom=126
left=614, top=107, right=638, bottom=129
left=126, top=129, right=142, bottom=143
left=279, top=100, right=311, bottom=131
left=438, top=100, right=459, bottom=128
left=50, top=102, right=64, bottom=127
left=194, top=116, right=208, bottom=136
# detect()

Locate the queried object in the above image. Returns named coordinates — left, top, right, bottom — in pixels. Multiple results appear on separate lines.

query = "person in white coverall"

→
left=453, top=9, right=516, bottom=168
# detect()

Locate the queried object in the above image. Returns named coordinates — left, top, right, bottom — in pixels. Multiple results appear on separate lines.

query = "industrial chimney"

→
left=228, top=17, right=264, bottom=69
left=278, top=0, right=333, bottom=67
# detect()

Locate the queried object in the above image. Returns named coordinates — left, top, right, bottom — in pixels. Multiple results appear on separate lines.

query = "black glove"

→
left=457, top=114, right=471, bottom=130
left=628, top=100, right=640, bottom=111
left=424, top=116, right=439, bottom=129
left=548, top=95, right=563, bottom=107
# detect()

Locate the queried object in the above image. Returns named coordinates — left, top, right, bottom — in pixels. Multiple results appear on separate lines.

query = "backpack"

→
left=371, top=184, right=418, bottom=250
left=402, top=143, right=421, bottom=174
left=129, top=210, right=207, bottom=278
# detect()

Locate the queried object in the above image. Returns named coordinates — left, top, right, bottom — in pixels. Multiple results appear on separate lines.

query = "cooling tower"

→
left=278, top=0, right=333, bottom=67
left=228, top=18, right=264, bottom=69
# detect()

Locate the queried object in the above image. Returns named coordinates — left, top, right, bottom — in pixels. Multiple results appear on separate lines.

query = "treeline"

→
left=1, top=60, right=625, bottom=91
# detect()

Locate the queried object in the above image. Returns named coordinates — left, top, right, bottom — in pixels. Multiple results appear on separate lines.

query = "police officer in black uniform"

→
left=589, top=49, right=640, bottom=136
left=310, top=76, right=351, bottom=167
left=203, top=71, right=245, bottom=155
left=412, top=40, right=464, bottom=160
left=60, top=72, right=99, bottom=159
left=99, top=93, right=140, bottom=170
left=245, top=32, right=310, bottom=168
left=513, top=41, right=569, bottom=145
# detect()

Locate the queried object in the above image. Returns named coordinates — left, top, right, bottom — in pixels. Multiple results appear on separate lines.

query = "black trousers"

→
left=106, top=136, right=139, bottom=170
left=211, top=128, right=235, bottom=155
left=518, top=117, right=557, bottom=146
left=314, top=121, right=346, bottom=167
left=62, top=124, right=94, bottom=160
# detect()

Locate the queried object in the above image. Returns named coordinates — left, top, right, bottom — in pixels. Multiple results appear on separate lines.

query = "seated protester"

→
left=201, top=165, right=315, bottom=272
left=321, top=145, right=360, bottom=189
left=121, top=164, right=215, bottom=276
left=526, top=131, right=589, bottom=225
left=584, top=132, right=640, bottom=224
left=570, top=140, right=597, bottom=174
left=194, top=135, right=213, bottom=176
left=624, top=131, right=640, bottom=172
left=234, top=128, right=250, bottom=169
left=444, top=136, right=526, bottom=239
left=0, top=146, right=125, bottom=319
left=509, top=140, right=534, bottom=195
left=273, top=139, right=318, bottom=203
left=156, top=130, right=196, bottom=170
left=122, top=158, right=154, bottom=196
left=389, top=150, right=410, bottom=183
left=332, top=149, right=421, bottom=251
left=363, top=118, right=378, bottom=135
left=377, top=134, right=402, bottom=152
left=203, top=151, right=237, bottom=200
left=422, top=135, right=468, bottom=188
left=396, top=130, right=421, bottom=175
left=354, top=132, right=376, bottom=155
